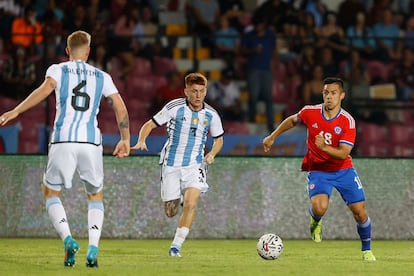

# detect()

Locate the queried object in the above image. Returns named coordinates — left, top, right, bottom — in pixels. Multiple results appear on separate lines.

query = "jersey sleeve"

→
left=101, top=72, right=118, bottom=97
left=152, top=105, right=170, bottom=126
left=45, top=64, right=61, bottom=82
left=209, top=111, right=224, bottom=138
left=339, top=118, right=356, bottom=147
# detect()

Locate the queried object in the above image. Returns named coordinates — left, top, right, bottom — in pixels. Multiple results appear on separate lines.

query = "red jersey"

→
left=298, top=104, right=356, bottom=172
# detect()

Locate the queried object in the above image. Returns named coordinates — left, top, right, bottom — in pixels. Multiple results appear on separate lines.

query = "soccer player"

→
left=0, top=30, right=130, bottom=267
left=131, top=72, right=224, bottom=257
left=263, top=77, right=376, bottom=261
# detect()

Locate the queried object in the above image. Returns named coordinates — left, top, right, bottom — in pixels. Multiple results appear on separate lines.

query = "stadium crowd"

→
left=0, top=0, right=414, bottom=156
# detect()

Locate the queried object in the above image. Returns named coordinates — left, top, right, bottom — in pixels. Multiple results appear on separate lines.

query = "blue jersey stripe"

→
left=88, top=69, right=103, bottom=143
left=167, top=107, right=184, bottom=166
left=196, top=112, right=212, bottom=163
left=54, top=65, right=69, bottom=142
left=182, top=111, right=198, bottom=166
left=68, top=62, right=81, bottom=141
left=74, top=61, right=87, bottom=141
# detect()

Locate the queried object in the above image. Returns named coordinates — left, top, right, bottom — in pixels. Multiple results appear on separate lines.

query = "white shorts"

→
left=43, top=143, right=104, bottom=194
left=160, top=163, right=209, bottom=202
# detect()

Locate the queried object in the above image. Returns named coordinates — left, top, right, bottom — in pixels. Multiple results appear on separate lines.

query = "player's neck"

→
left=323, top=105, right=341, bottom=119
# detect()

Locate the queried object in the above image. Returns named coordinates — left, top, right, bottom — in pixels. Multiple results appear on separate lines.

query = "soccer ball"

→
left=257, top=233, right=284, bottom=260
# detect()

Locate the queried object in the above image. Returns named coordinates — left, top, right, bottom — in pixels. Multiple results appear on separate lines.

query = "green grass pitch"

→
left=0, top=239, right=413, bottom=275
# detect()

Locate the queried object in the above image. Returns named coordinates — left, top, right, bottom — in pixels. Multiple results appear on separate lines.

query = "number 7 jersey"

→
left=46, top=60, right=118, bottom=145
left=298, top=104, right=356, bottom=172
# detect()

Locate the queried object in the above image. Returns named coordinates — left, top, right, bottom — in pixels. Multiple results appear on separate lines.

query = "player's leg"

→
left=43, top=144, right=79, bottom=267
left=169, top=187, right=201, bottom=257
left=78, top=144, right=104, bottom=268
left=336, top=168, right=375, bottom=261
left=307, top=172, right=332, bottom=242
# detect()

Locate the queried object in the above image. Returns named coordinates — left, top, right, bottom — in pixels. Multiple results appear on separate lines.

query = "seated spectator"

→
left=214, top=15, right=240, bottom=71
left=207, top=68, right=244, bottom=121
left=296, top=44, right=316, bottom=83
left=298, top=12, right=321, bottom=48
left=372, top=8, right=403, bottom=62
left=11, top=5, right=43, bottom=56
left=151, top=71, right=183, bottom=113
left=319, top=46, right=338, bottom=77
left=302, top=64, right=324, bottom=105
left=251, top=0, right=290, bottom=32
left=346, top=11, right=376, bottom=60
left=1, top=45, right=37, bottom=100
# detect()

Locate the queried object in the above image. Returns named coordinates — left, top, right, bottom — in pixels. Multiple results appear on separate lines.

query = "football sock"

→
left=171, top=227, right=189, bottom=250
left=45, top=196, right=71, bottom=240
left=88, top=201, right=104, bottom=248
left=309, top=206, right=322, bottom=222
left=357, top=217, right=372, bottom=251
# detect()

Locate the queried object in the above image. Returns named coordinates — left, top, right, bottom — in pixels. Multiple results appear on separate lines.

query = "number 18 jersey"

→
left=298, top=104, right=356, bottom=172
left=46, top=60, right=118, bottom=145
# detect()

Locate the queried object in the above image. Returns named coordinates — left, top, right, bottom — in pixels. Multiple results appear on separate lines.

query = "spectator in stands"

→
left=89, top=44, right=110, bottom=71
left=319, top=46, right=338, bottom=78
left=189, top=0, right=220, bottom=49
left=403, top=14, right=414, bottom=50
left=133, top=5, right=161, bottom=61
left=318, top=12, right=349, bottom=64
left=302, top=64, right=324, bottom=105
left=300, top=0, right=327, bottom=28
left=112, top=2, right=140, bottom=79
left=337, top=0, right=367, bottom=32
left=346, top=11, right=376, bottom=60
left=214, top=15, right=240, bottom=71
left=1, top=45, right=37, bottom=100
left=341, top=49, right=371, bottom=98
left=218, top=0, right=246, bottom=32
left=297, top=44, right=316, bottom=82
left=62, top=4, right=91, bottom=35
left=207, top=68, right=244, bottom=121
left=240, top=17, right=276, bottom=132
left=372, top=8, right=403, bottom=62
left=298, top=12, right=321, bottom=49
left=391, top=47, right=414, bottom=100
left=152, top=70, right=183, bottom=113
left=11, top=5, right=43, bottom=56
left=252, top=0, right=290, bottom=33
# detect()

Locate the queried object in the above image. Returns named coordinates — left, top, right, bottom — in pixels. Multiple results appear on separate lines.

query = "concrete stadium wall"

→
left=0, top=156, right=413, bottom=240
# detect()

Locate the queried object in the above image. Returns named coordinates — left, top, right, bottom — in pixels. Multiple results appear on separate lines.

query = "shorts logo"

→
left=334, top=126, right=342, bottom=134
left=309, top=183, right=316, bottom=190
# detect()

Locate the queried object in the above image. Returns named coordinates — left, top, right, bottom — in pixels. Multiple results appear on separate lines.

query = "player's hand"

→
left=204, top=153, right=215, bottom=164
left=263, top=135, right=274, bottom=153
left=113, top=140, right=130, bottom=158
left=315, top=134, right=326, bottom=150
left=0, top=110, right=18, bottom=126
left=130, top=141, right=148, bottom=152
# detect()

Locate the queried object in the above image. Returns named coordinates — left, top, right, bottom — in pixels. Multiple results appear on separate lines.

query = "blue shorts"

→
left=307, top=168, right=366, bottom=205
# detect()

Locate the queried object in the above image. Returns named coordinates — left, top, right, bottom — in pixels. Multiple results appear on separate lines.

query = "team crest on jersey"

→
left=334, top=126, right=342, bottom=134
left=203, top=119, right=208, bottom=126
left=192, top=118, right=199, bottom=125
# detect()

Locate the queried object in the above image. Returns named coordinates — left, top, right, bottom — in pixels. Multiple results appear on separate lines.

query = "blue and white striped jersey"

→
left=46, top=60, right=118, bottom=145
left=153, top=98, right=224, bottom=167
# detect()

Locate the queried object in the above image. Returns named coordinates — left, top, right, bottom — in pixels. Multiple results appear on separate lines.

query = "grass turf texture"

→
left=0, top=239, right=413, bottom=275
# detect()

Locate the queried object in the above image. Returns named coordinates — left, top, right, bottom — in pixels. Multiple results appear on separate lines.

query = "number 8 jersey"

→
left=46, top=60, right=118, bottom=145
left=298, top=104, right=356, bottom=172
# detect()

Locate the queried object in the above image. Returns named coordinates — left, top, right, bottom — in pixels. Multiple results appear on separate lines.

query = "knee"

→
left=182, top=201, right=197, bottom=212
left=353, top=210, right=368, bottom=223
left=312, top=201, right=329, bottom=217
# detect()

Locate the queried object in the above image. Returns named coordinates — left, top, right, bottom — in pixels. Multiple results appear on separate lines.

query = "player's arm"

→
left=204, top=136, right=223, bottom=164
left=263, top=113, right=298, bottom=152
left=107, top=93, right=130, bottom=158
left=130, top=119, right=158, bottom=152
left=315, top=134, right=352, bottom=160
left=0, top=77, right=56, bottom=126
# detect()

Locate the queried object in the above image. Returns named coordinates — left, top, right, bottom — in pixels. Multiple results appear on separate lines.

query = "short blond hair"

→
left=67, top=30, right=91, bottom=52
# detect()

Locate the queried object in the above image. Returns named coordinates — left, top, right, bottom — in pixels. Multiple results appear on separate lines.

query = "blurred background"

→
left=1, top=0, right=413, bottom=157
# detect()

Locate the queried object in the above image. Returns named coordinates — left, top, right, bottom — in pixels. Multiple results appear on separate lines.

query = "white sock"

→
left=171, top=227, right=189, bottom=250
left=45, top=197, right=71, bottom=241
left=88, top=201, right=104, bottom=247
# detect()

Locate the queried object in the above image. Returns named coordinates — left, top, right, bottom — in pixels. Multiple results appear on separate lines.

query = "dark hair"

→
left=323, top=77, right=344, bottom=88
